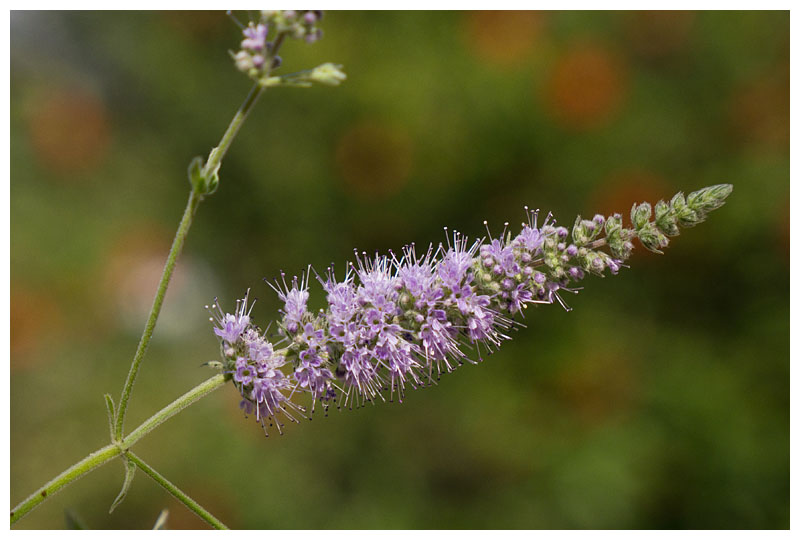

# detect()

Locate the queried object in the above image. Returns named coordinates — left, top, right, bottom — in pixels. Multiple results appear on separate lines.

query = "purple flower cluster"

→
left=231, top=10, right=325, bottom=79
left=210, top=209, right=616, bottom=432
left=209, top=184, right=734, bottom=433
left=208, top=294, right=302, bottom=433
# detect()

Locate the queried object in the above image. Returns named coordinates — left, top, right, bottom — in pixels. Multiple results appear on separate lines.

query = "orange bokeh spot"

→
left=100, top=221, right=180, bottom=329
left=554, top=350, right=638, bottom=425
left=590, top=169, right=672, bottom=258
left=590, top=168, right=671, bottom=223
left=463, top=10, right=546, bottom=68
left=335, top=121, right=413, bottom=200
left=544, top=43, right=628, bottom=131
left=10, top=284, right=64, bottom=370
left=27, top=89, right=111, bottom=175
left=591, top=169, right=674, bottom=257
left=727, top=63, right=789, bottom=151
left=161, top=10, right=227, bottom=40
left=625, top=11, right=695, bottom=60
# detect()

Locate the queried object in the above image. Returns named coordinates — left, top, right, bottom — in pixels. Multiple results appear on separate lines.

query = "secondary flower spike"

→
left=208, top=184, right=732, bottom=435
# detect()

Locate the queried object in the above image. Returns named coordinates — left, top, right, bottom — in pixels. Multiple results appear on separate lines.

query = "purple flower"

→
left=482, top=238, right=518, bottom=277
left=251, top=373, right=288, bottom=419
left=340, top=349, right=381, bottom=404
left=513, top=225, right=544, bottom=253
left=397, top=247, right=436, bottom=299
left=233, top=356, right=254, bottom=386
left=294, top=349, right=333, bottom=402
left=437, top=237, right=479, bottom=289
left=419, top=310, right=458, bottom=365
left=322, top=269, right=358, bottom=324
left=355, top=254, right=398, bottom=307
left=270, top=272, right=310, bottom=334
left=208, top=293, right=253, bottom=344
left=508, top=283, right=534, bottom=314
left=568, top=267, right=585, bottom=281
left=213, top=313, right=249, bottom=343
left=241, top=23, right=268, bottom=51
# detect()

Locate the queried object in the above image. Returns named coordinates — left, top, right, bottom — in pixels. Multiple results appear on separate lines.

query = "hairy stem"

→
left=12, top=374, right=227, bottom=526
left=113, top=34, right=288, bottom=439
left=203, top=32, right=286, bottom=179
left=122, top=374, right=227, bottom=448
left=127, top=453, right=228, bottom=530
left=204, top=83, right=263, bottom=179
left=10, top=444, right=120, bottom=526
left=15, top=29, right=294, bottom=528
left=113, top=191, right=201, bottom=439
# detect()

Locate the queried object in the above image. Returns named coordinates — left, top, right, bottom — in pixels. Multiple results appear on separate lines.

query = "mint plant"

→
left=10, top=11, right=731, bottom=529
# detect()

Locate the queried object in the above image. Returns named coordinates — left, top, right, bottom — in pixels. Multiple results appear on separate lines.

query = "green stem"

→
left=10, top=444, right=121, bottom=526
left=127, top=453, right=228, bottom=530
left=113, top=191, right=202, bottom=439
left=12, top=374, right=227, bottom=526
left=204, top=83, right=263, bottom=179
left=203, top=31, right=286, bottom=179
left=113, top=31, right=290, bottom=440
left=122, top=374, right=227, bottom=449
left=14, top=29, right=293, bottom=529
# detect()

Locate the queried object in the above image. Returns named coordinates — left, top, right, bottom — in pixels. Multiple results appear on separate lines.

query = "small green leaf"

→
left=109, top=457, right=136, bottom=514
left=104, top=394, right=115, bottom=442
left=187, top=156, right=205, bottom=194
left=204, top=164, right=220, bottom=195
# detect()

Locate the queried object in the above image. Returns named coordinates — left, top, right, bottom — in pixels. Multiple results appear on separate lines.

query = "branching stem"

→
left=127, top=452, right=228, bottom=530
left=11, top=374, right=226, bottom=526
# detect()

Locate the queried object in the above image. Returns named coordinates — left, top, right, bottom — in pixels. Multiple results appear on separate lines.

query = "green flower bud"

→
left=607, top=233, right=626, bottom=258
left=654, top=199, right=669, bottom=221
left=631, top=202, right=652, bottom=230
left=637, top=223, right=669, bottom=254
left=572, top=215, right=589, bottom=245
left=654, top=200, right=679, bottom=236
left=676, top=207, right=700, bottom=228
left=485, top=280, right=501, bottom=293
left=671, top=192, right=686, bottom=211
left=309, top=63, right=347, bottom=86
left=604, top=214, right=622, bottom=237
left=686, top=184, right=734, bottom=220
left=188, top=156, right=205, bottom=193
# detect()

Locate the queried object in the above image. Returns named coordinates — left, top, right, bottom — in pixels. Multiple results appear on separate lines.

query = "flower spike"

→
left=210, top=185, right=732, bottom=433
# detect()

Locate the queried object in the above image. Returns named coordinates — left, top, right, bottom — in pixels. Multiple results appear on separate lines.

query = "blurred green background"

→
left=10, top=10, right=788, bottom=529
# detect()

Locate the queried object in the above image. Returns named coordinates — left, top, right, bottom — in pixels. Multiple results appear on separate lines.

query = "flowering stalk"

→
left=11, top=374, right=226, bottom=527
left=12, top=10, right=345, bottom=528
left=112, top=192, right=201, bottom=440
left=113, top=23, right=287, bottom=440
left=209, top=185, right=733, bottom=434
